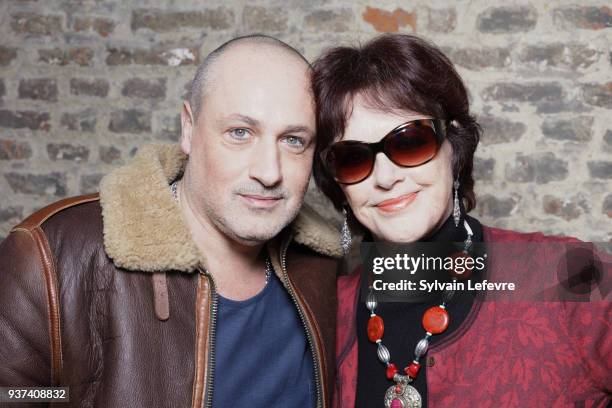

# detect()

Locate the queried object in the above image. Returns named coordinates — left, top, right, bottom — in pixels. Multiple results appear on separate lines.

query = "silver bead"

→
left=366, top=290, right=377, bottom=312
left=464, top=233, right=473, bottom=252
left=415, top=338, right=429, bottom=357
left=377, top=344, right=390, bottom=364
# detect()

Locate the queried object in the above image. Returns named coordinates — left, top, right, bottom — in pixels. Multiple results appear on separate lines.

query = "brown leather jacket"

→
left=0, top=144, right=341, bottom=407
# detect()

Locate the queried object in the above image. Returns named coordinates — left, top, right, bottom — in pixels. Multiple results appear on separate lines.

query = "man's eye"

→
left=284, top=135, right=305, bottom=148
left=229, top=128, right=250, bottom=140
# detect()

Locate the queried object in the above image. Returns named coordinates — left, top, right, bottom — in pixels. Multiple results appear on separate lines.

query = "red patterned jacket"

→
left=334, top=227, right=611, bottom=407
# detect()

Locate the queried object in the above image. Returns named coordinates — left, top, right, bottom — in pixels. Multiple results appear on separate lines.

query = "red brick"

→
left=362, top=6, right=416, bottom=32
left=73, top=17, right=116, bottom=37
left=38, top=47, right=94, bottom=66
left=0, top=140, right=33, bottom=160
left=11, top=12, right=62, bottom=35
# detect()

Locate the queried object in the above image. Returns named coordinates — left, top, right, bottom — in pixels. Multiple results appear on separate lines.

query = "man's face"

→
left=180, top=46, right=316, bottom=245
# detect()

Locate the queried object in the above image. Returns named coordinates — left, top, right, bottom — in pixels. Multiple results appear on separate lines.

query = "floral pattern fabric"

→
left=334, top=227, right=611, bottom=407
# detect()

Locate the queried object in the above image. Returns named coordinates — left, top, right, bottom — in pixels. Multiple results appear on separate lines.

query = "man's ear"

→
left=180, top=101, right=195, bottom=155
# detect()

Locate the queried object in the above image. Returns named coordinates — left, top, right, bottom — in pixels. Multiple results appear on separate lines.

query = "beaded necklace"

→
left=366, top=220, right=473, bottom=408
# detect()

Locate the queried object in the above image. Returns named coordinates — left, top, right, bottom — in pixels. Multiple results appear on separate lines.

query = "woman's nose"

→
left=371, top=152, right=405, bottom=190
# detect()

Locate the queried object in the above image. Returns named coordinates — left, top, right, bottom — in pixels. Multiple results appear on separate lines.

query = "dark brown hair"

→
left=312, top=34, right=480, bottom=212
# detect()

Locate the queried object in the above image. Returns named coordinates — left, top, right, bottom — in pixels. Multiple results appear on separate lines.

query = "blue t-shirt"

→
left=211, top=270, right=316, bottom=407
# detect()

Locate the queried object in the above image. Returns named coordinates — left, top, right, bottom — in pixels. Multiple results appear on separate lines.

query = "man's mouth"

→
left=239, top=194, right=283, bottom=208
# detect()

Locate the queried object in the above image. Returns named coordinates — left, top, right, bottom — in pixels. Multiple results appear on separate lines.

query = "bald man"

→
left=0, top=35, right=341, bottom=408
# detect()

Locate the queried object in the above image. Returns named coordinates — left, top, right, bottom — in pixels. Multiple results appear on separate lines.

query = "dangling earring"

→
left=340, top=207, right=352, bottom=255
left=453, top=178, right=461, bottom=227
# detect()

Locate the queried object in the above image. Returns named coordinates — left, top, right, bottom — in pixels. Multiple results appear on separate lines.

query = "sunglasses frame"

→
left=323, top=118, right=447, bottom=185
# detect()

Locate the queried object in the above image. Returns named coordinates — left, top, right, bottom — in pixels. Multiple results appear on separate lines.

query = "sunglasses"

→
left=322, top=118, right=446, bottom=185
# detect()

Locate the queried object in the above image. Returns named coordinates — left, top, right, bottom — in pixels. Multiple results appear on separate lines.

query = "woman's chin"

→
left=375, top=231, right=422, bottom=243
left=371, top=220, right=429, bottom=243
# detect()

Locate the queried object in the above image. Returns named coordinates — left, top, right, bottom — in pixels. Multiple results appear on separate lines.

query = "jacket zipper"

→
left=199, top=269, right=218, bottom=408
left=198, top=243, right=325, bottom=408
left=279, top=238, right=325, bottom=408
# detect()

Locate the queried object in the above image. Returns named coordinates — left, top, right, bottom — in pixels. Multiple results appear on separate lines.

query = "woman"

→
left=312, top=35, right=610, bottom=407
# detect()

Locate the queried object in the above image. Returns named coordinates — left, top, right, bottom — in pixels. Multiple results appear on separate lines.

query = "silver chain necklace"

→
left=170, top=180, right=179, bottom=201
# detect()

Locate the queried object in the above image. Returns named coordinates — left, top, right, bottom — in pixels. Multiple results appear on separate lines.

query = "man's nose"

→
left=372, top=152, right=405, bottom=190
left=248, top=137, right=282, bottom=187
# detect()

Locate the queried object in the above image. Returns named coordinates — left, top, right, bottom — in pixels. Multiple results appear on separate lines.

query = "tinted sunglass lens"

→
left=330, top=144, right=374, bottom=184
left=386, top=126, right=438, bottom=167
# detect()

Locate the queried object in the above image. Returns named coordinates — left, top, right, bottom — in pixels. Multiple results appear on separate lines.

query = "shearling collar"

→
left=99, top=143, right=342, bottom=272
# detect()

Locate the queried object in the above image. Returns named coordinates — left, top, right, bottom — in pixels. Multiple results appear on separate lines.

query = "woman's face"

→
left=339, top=95, right=454, bottom=242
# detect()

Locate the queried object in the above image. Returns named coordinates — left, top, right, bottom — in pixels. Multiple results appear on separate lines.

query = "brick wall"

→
left=0, top=0, right=610, bottom=241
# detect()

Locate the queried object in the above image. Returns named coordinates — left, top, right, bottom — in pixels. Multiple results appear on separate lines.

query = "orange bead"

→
left=404, top=362, right=421, bottom=378
left=422, top=306, right=449, bottom=334
left=367, top=315, right=384, bottom=342
left=386, top=363, right=398, bottom=379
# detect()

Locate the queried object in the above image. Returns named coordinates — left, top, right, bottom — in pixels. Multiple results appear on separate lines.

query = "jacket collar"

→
left=99, top=143, right=342, bottom=272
